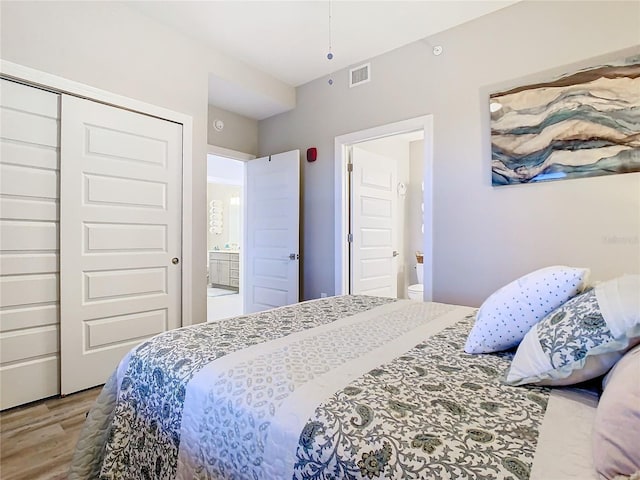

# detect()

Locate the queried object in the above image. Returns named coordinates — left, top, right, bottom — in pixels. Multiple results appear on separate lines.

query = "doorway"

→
left=334, top=115, right=434, bottom=301
left=348, top=133, right=423, bottom=299
left=205, top=147, right=301, bottom=318
left=207, top=153, right=245, bottom=321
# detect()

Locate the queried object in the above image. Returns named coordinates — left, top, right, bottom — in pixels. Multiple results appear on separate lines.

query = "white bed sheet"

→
left=71, top=297, right=601, bottom=480
left=532, top=388, right=599, bottom=480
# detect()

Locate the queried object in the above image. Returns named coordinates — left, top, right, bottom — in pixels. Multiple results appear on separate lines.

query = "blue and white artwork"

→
left=490, top=56, right=640, bottom=186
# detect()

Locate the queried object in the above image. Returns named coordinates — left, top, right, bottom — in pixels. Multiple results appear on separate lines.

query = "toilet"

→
left=408, top=264, right=424, bottom=301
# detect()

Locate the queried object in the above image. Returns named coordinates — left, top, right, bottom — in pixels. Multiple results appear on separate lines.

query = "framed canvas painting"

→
left=490, top=55, right=640, bottom=186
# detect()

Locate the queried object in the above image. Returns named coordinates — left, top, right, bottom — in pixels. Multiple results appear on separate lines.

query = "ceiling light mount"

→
left=327, top=0, right=334, bottom=85
left=432, top=45, right=443, bottom=56
left=327, top=0, right=333, bottom=61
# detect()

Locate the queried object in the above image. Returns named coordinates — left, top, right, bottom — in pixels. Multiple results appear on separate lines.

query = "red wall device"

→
left=306, top=147, right=317, bottom=162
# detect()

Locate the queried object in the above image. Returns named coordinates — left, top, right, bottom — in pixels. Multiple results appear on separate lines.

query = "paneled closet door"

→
left=60, top=95, right=183, bottom=395
left=0, top=79, right=61, bottom=410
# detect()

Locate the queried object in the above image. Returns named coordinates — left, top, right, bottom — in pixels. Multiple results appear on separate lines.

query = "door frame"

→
left=1, top=60, right=195, bottom=325
left=334, top=115, right=434, bottom=301
left=206, top=144, right=254, bottom=316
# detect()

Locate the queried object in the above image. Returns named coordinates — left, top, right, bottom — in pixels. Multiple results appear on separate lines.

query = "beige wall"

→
left=3, top=1, right=638, bottom=310
left=208, top=105, right=258, bottom=155
left=259, top=1, right=640, bottom=305
left=0, top=1, right=284, bottom=323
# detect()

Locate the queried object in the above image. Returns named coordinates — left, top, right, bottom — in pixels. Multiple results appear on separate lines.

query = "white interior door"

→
left=0, top=79, right=61, bottom=409
left=245, top=150, right=299, bottom=313
left=60, top=95, right=182, bottom=394
left=350, top=146, right=398, bottom=297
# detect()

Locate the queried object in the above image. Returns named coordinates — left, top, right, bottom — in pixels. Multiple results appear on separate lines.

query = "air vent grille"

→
left=349, top=63, right=371, bottom=88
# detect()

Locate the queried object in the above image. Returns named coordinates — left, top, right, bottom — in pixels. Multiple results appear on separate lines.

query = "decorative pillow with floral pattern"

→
left=504, top=274, right=640, bottom=386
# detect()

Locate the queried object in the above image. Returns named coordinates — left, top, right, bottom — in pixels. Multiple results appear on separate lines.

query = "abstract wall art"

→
left=490, top=55, right=640, bottom=186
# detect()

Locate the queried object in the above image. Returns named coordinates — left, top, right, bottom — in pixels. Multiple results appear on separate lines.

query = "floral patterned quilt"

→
left=69, top=296, right=553, bottom=480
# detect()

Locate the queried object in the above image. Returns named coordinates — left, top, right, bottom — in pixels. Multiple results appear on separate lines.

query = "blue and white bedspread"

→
left=69, top=295, right=571, bottom=480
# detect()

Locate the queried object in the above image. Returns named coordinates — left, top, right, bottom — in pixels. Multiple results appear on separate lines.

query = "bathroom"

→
left=207, top=154, right=244, bottom=321
left=349, top=132, right=425, bottom=300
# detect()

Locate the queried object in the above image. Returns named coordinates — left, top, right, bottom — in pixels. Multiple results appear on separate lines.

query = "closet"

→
left=0, top=78, right=184, bottom=409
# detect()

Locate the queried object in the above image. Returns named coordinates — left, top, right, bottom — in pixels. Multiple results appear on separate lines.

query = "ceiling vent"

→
left=349, top=63, right=371, bottom=88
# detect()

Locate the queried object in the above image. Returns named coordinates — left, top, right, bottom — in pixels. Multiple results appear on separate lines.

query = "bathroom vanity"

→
left=208, top=250, right=239, bottom=291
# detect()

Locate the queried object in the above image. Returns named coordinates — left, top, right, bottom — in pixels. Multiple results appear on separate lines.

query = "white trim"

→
left=207, top=176, right=243, bottom=186
left=243, top=161, right=251, bottom=315
left=1, top=59, right=195, bottom=326
left=334, top=115, right=434, bottom=301
left=207, top=144, right=256, bottom=161
left=182, top=123, right=194, bottom=326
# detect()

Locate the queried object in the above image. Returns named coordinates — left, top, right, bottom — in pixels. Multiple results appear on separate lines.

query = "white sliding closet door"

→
left=0, top=79, right=61, bottom=410
left=60, top=95, right=183, bottom=394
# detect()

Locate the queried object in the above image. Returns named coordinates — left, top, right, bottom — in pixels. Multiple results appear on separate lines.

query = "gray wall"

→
left=208, top=105, right=258, bottom=155
left=259, top=1, right=640, bottom=305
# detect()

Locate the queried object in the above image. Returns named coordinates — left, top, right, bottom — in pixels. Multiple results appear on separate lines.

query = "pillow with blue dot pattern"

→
left=504, top=274, right=640, bottom=386
left=464, top=266, right=590, bottom=354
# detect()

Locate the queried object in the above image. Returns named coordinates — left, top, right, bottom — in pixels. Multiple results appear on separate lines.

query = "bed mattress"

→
left=69, top=295, right=599, bottom=479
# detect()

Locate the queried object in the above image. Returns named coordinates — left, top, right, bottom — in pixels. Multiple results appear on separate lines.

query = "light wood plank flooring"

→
left=0, top=387, right=102, bottom=480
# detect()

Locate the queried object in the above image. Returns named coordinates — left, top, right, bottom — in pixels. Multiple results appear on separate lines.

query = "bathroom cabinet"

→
left=209, top=251, right=240, bottom=290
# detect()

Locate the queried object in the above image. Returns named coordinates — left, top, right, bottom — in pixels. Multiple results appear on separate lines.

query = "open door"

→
left=350, top=146, right=398, bottom=297
left=245, top=150, right=300, bottom=313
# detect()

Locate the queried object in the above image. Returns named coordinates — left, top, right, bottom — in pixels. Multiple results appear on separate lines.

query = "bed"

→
left=69, top=295, right=601, bottom=480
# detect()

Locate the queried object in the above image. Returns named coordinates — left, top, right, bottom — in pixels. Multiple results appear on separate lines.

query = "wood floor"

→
left=0, top=386, right=102, bottom=480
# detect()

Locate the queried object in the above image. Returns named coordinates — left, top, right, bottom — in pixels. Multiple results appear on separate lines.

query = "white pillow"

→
left=504, top=274, right=640, bottom=386
left=465, top=265, right=590, bottom=354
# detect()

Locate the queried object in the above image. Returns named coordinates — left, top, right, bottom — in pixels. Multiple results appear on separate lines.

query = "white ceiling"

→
left=128, top=1, right=519, bottom=119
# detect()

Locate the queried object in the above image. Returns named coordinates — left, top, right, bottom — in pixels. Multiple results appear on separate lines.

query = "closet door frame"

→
left=0, top=60, right=195, bottom=327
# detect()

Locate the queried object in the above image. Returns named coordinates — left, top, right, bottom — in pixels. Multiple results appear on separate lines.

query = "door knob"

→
left=392, top=251, right=399, bottom=257
left=289, top=253, right=299, bottom=260
left=172, top=257, right=180, bottom=265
